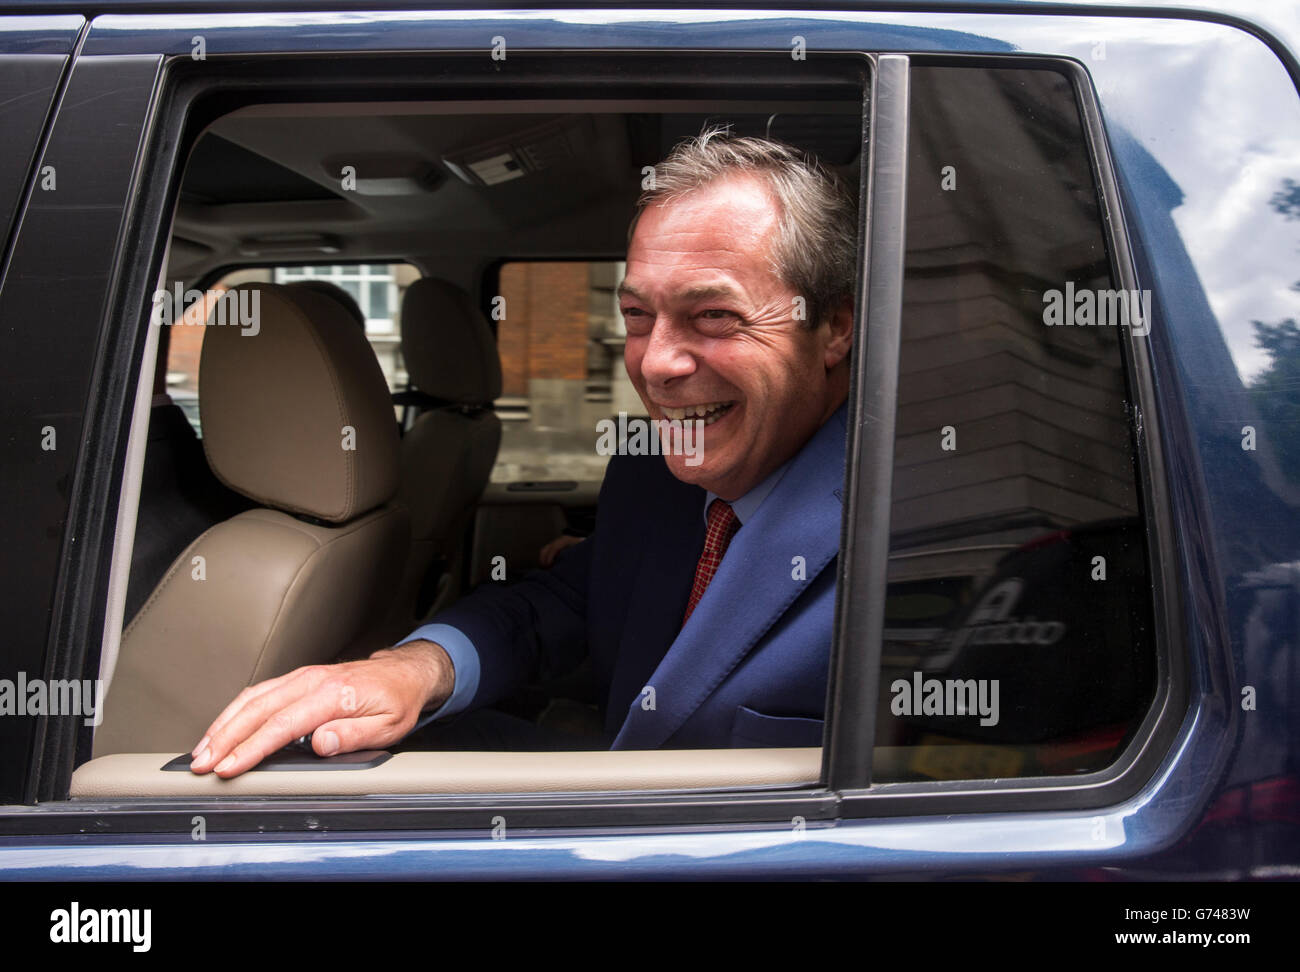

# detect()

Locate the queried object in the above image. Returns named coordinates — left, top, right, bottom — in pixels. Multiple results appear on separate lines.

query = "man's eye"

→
left=621, top=307, right=651, bottom=332
left=698, top=309, right=742, bottom=327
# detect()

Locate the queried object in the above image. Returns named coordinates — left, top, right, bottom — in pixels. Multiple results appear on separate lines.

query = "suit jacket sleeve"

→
left=427, top=510, right=595, bottom=714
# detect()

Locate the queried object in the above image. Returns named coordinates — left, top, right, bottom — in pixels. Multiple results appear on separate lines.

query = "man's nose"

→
left=639, top=318, right=697, bottom=386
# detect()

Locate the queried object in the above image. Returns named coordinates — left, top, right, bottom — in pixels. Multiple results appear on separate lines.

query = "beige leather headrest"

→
left=285, top=279, right=365, bottom=329
left=200, top=283, right=399, bottom=523
left=400, top=278, right=502, bottom=404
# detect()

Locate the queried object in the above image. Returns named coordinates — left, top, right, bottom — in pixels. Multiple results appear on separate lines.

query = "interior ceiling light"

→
left=441, top=116, right=592, bottom=187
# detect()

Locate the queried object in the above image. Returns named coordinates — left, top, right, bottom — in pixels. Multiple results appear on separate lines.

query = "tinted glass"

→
left=873, top=65, right=1155, bottom=782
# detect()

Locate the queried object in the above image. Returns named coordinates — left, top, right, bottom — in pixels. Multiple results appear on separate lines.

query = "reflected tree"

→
left=1248, top=179, right=1300, bottom=484
left=1250, top=318, right=1300, bottom=484
left=1269, top=177, right=1300, bottom=220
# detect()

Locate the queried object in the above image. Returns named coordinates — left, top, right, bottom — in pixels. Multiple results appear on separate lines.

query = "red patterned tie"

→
left=682, top=499, right=741, bottom=626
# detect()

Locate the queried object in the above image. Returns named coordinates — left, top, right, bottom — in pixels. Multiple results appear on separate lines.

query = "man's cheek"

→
left=623, top=338, right=647, bottom=376
left=622, top=357, right=643, bottom=393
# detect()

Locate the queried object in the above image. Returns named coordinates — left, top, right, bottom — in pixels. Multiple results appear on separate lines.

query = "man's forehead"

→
left=630, top=173, right=778, bottom=241
left=620, top=174, right=785, bottom=304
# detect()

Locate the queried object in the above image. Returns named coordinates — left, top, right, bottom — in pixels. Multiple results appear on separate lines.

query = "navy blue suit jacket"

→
left=433, top=405, right=846, bottom=748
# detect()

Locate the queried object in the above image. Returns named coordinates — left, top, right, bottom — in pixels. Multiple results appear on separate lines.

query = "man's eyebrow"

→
left=616, top=282, right=744, bottom=303
left=679, top=284, right=744, bottom=302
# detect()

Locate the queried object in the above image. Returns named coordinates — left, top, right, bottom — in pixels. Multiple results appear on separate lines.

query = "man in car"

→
left=190, top=128, right=857, bottom=776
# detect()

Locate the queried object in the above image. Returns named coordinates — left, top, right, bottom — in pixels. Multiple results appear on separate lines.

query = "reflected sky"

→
left=917, top=12, right=1300, bottom=383
left=1097, top=20, right=1300, bottom=383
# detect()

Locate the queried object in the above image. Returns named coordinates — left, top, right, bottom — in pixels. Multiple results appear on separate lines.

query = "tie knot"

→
left=703, top=498, right=740, bottom=553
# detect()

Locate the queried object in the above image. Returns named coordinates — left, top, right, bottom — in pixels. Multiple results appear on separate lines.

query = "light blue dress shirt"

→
left=399, top=455, right=795, bottom=730
left=702, top=456, right=791, bottom=529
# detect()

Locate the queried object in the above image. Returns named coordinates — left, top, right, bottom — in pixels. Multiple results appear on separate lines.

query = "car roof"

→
left=3, top=1, right=1293, bottom=84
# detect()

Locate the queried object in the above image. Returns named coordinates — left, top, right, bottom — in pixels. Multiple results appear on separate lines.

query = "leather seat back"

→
left=96, top=283, right=409, bottom=755
left=389, top=279, right=502, bottom=626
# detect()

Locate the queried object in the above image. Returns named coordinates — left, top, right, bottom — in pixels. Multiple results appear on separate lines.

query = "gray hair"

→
left=629, top=126, right=858, bottom=329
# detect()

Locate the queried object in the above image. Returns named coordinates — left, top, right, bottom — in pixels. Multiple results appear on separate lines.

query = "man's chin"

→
left=662, top=453, right=731, bottom=494
left=654, top=410, right=744, bottom=492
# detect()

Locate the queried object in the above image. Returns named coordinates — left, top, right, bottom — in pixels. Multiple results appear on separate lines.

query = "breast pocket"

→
left=730, top=705, right=825, bottom=747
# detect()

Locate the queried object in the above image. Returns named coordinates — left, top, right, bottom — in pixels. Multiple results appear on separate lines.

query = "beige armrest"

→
left=70, top=748, right=822, bottom=798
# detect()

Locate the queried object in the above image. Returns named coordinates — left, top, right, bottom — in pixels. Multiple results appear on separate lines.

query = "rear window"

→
left=490, top=259, right=624, bottom=484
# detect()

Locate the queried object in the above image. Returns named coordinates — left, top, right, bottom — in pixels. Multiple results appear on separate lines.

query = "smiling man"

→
left=190, top=129, right=857, bottom=776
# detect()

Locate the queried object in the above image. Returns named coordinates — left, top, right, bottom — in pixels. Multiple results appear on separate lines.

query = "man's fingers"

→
left=189, top=649, right=443, bottom=778
left=207, top=689, right=347, bottom=778
left=313, top=714, right=410, bottom=757
left=191, top=668, right=329, bottom=773
left=539, top=534, right=582, bottom=567
left=194, top=666, right=316, bottom=755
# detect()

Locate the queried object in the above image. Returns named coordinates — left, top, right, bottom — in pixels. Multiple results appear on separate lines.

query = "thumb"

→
left=313, top=714, right=407, bottom=756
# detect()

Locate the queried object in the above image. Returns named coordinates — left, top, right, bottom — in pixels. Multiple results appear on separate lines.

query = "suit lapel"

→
left=611, top=406, right=847, bottom=749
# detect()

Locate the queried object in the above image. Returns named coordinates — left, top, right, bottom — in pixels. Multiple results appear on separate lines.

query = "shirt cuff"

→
left=394, top=623, right=481, bottom=729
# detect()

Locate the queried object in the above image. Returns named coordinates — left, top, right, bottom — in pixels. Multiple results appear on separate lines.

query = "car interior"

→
left=71, top=97, right=864, bottom=797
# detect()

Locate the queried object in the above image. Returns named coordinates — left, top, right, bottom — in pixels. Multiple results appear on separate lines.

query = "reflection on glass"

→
left=873, top=66, right=1155, bottom=783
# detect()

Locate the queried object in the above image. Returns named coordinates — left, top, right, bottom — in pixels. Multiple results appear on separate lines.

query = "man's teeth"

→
left=661, top=402, right=734, bottom=424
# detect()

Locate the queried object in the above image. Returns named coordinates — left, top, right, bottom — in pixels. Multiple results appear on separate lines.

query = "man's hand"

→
left=189, top=641, right=454, bottom=778
left=539, top=533, right=584, bottom=567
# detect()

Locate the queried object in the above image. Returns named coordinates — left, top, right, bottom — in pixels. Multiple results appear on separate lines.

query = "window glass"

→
left=369, top=279, right=390, bottom=320
left=116, top=90, right=867, bottom=779
left=872, top=65, right=1155, bottom=783
left=490, top=260, right=625, bottom=485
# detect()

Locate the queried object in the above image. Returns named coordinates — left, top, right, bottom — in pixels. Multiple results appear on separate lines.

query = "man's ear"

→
left=822, top=296, right=854, bottom=370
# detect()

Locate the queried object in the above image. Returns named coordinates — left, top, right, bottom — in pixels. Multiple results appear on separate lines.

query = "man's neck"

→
left=705, top=460, right=788, bottom=526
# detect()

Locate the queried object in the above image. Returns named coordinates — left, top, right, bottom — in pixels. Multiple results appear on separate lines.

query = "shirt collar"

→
left=704, top=456, right=792, bottom=527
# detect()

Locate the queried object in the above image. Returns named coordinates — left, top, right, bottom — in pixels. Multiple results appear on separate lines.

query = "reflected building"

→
left=885, top=66, right=1142, bottom=656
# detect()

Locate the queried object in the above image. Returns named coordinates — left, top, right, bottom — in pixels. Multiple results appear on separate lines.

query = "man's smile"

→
left=657, top=400, right=737, bottom=425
